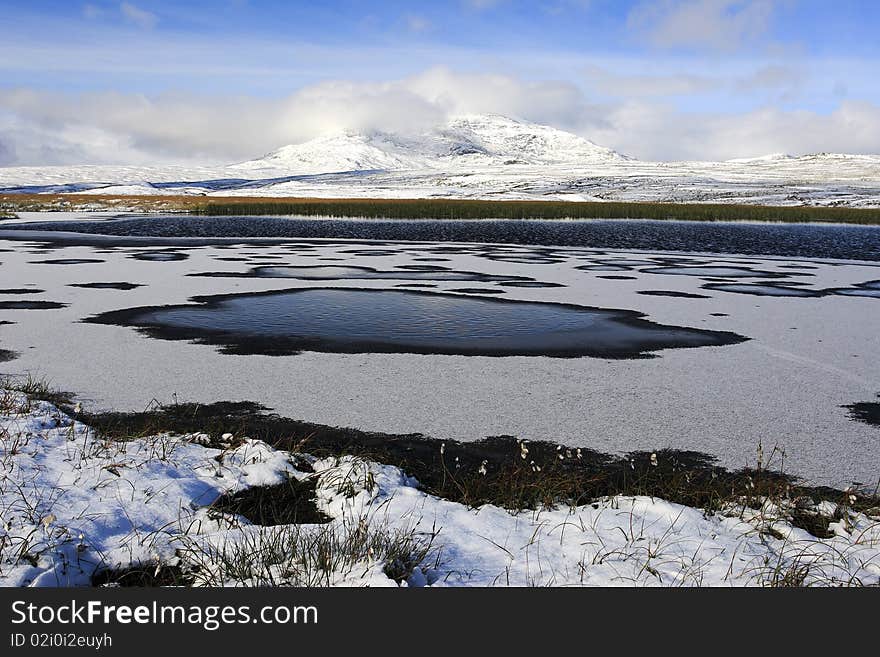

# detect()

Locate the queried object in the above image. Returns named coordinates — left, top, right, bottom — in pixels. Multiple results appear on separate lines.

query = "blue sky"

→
left=1, top=1, right=879, bottom=164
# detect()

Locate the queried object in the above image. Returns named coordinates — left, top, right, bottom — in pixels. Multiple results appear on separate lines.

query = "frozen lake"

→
left=0, top=214, right=878, bottom=487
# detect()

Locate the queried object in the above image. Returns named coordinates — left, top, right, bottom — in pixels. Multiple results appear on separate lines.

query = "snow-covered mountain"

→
left=233, top=131, right=420, bottom=174
left=1, top=113, right=879, bottom=206
left=232, top=114, right=627, bottom=174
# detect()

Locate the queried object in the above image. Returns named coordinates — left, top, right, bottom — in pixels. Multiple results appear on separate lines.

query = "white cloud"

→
left=1, top=67, right=879, bottom=165
left=582, top=63, right=804, bottom=102
left=628, top=0, right=779, bottom=51
left=120, top=2, right=157, bottom=29
left=582, top=99, right=880, bottom=160
left=583, top=65, right=719, bottom=97
left=404, top=68, right=588, bottom=126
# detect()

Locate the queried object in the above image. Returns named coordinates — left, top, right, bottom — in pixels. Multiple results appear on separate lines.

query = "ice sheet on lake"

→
left=0, top=225, right=879, bottom=487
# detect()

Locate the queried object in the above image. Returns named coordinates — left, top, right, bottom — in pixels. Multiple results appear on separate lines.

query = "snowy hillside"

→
left=1, top=113, right=879, bottom=206
left=233, top=130, right=425, bottom=174
left=436, top=114, right=626, bottom=165
left=232, top=113, right=627, bottom=174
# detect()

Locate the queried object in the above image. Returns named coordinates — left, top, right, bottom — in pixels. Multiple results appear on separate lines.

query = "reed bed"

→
left=2, top=193, right=880, bottom=224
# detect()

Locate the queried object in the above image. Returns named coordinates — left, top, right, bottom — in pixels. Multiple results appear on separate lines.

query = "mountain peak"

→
left=441, top=113, right=625, bottom=164
left=236, top=130, right=415, bottom=174
left=232, top=114, right=627, bottom=174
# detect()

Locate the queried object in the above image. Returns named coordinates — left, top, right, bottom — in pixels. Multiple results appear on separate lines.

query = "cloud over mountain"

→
left=1, top=67, right=879, bottom=166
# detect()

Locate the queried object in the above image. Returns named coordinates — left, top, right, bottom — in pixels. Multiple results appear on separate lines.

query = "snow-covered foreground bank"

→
left=2, top=394, right=878, bottom=587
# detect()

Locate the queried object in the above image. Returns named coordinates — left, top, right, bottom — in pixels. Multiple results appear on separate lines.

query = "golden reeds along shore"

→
left=3, top=193, right=880, bottom=225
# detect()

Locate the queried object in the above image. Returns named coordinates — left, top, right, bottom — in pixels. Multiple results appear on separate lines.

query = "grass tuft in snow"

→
left=175, top=513, right=441, bottom=587
left=91, top=564, right=194, bottom=587
left=0, top=374, right=74, bottom=412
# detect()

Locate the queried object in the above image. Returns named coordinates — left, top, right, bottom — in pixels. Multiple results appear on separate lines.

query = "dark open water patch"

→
left=84, top=287, right=748, bottom=358
left=30, top=258, right=104, bottom=265
left=832, top=288, right=880, bottom=298
left=5, top=215, right=880, bottom=261
left=246, top=259, right=287, bottom=265
left=641, top=265, right=794, bottom=279
left=637, top=290, right=710, bottom=299
left=0, top=300, right=67, bottom=310
left=188, top=264, right=532, bottom=284
left=0, top=347, right=17, bottom=362
left=69, top=282, right=144, bottom=290
left=702, top=283, right=823, bottom=297
left=0, top=288, right=44, bottom=295
left=395, top=264, right=453, bottom=271
left=338, top=248, right=401, bottom=256
left=830, top=280, right=880, bottom=298
left=597, top=259, right=659, bottom=267
left=497, top=280, right=566, bottom=288
left=478, top=254, right=564, bottom=265
left=759, top=280, right=811, bottom=286
left=576, top=264, right=631, bottom=272
left=129, top=251, right=189, bottom=262
left=702, top=283, right=824, bottom=298
left=597, top=275, right=637, bottom=280
left=843, top=397, right=880, bottom=428
left=448, top=288, right=506, bottom=295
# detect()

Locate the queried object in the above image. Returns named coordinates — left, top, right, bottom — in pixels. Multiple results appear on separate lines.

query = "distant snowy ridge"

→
left=726, top=152, right=880, bottom=164
left=726, top=153, right=794, bottom=164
